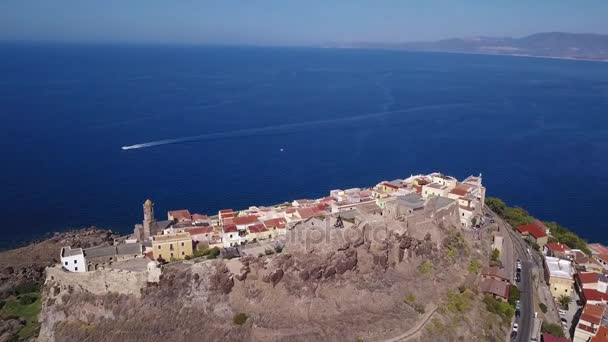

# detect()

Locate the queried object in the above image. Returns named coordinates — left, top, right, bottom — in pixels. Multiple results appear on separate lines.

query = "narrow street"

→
left=485, top=208, right=534, bottom=342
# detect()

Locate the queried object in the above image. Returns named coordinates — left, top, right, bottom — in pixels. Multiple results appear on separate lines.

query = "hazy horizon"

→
left=1, top=1, right=608, bottom=45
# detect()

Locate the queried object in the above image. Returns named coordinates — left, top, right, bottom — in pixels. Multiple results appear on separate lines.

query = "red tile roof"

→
left=449, top=187, right=468, bottom=196
left=546, top=242, right=571, bottom=253
left=578, top=272, right=600, bottom=284
left=479, top=278, right=510, bottom=299
left=592, top=326, right=608, bottom=342
left=590, top=244, right=608, bottom=255
left=481, top=266, right=509, bottom=281
left=583, top=288, right=608, bottom=303
left=186, top=226, right=213, bottom=235
left=542, top=334, right=571, bottom=342
left=596, top=254, right=608, bottom=264
left=222, top=224, right=238, bottom=233
left=168, top=210, right=192, bottom=221
left=191, top=214, right=209, bottom=221
left=516, top=224, right=548, bottom=239
left=533, top=219, right=550, bottom=233
left=264, top=218, right=287, bottom=229
left=580, top=304, right=606, bottom=326
left=248, top=223, right=268, bottom=233
left=233, top=215, right=259, bottom=225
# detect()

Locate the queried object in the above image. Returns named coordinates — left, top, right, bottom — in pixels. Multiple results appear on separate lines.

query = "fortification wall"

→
left=45, top=265, right=148, bottom=297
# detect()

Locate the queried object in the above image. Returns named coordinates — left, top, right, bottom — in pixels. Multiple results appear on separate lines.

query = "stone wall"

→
left=45, top=264, right=148, bottom=298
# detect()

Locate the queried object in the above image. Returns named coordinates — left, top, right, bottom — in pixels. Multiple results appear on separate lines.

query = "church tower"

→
left=143, top=199, right=155, bottom=240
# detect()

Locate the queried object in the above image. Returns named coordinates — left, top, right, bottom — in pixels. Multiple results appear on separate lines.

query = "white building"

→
left=60, top=247, right=86, bottom=273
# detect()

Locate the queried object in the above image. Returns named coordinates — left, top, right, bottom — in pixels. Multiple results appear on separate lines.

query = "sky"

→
left=1, top=0, right=607, bottom=45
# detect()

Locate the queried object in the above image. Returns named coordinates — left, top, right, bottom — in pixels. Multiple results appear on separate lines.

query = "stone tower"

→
left=143, top=199, right=155, bottom=240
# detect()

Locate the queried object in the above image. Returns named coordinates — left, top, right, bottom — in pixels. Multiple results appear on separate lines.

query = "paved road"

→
left=485, top=208, right=534, bottom=342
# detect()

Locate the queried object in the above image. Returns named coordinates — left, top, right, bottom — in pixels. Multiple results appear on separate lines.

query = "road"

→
left=484, top=207, right=534, bottom=342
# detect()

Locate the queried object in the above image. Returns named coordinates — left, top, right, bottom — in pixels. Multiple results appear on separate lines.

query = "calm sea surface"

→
left=1, top=43, right=607, bottom=248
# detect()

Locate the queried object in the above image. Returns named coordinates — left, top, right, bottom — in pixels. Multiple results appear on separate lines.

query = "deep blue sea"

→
left=1, top=43, right=608, bottom=248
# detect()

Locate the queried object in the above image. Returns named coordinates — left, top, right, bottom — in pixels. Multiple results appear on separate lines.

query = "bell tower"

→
left=143, top=199, right=155, bottom=240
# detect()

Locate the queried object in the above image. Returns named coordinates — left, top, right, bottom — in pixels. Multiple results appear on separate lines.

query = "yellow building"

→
left=544, top=256, right=574, bottom=299
left=152, top=232, right=193, bottom=261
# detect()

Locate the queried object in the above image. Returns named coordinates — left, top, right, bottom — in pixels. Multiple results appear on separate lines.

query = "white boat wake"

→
left=120, top=103, right=469, bottom=150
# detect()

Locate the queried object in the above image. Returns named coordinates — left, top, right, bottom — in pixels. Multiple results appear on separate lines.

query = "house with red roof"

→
left=191, top=214, right=209, bottom=223
left=591, top=326, right=608, bottom=342
left=233, top=215, right=260, bottom=231
left=582, top=288, right=608, bottom=305
left=247, top=223, right=272, bottom=241
left=574, top=304, right=607, bottom=342
left=263, top=218, right=287, bottom=234
left=186, top=226, right=214, bottom=244
left=516, top=223, right=548, bottom=248
left=544, top=242, right=571, bottom=259
left=168, top=209, right=192, bottom=222
left=479, top=278, right=510, bottom=302
left=222, top=224, right=243, bottom=247
left=594, top=254, right=608, bottom=270
left=218, top=209, right=235, bottom=225
left=575, top=272, right=608, bottom=293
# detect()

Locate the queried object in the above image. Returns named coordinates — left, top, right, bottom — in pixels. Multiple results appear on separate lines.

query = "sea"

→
left=1, top=43, right=607, bottom=249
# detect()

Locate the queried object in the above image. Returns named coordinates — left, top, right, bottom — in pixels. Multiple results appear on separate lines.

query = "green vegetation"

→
left=486, top=197, right=591, bottom=255
left=193, top=246, right=221, bottom=259
left=233, top=313, right=249, bottom=325
left=490, top=248, right=500, bottom=262
left=405, top=294, right=416, bottom=303
left=508, top=285, right=520, bottom=307
left=542, top=322, right=565, bottom=338
left=468, top=259, right=481, bottom=274
left=0, top=291, right=41, bottom=339
left=417, top=260, right=433, bottom=274
left=483, top=295, right=514, bottom=324
left=557, top=294, right=572, bottom=310
left=545, top=221, right=592, bottom=255
left=446, top=290, right=472, bottom=313
left=539, top=303, right=547, bottom=313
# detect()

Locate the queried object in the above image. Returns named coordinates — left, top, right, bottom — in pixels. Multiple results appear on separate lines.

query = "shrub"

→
left=233, top=313, right=248, bottom=325
left=468, top=259, right=481, bottom=274
left=417, top=260, right=433, bottom=274
left=0, top=300, right=5, bottom=310
left=18, top=295, right=37, bottom=305
left=542, top=322, right=565, bottom=337
left=405, top=294, right=416, bottom=303
left=491, top=249, right=500, bottom=262
left=207, top=247, right=220, bottom=259
left=264, top=249, right=274, bottom=255
left=508, top=285, right=521, bottom=307
left=539, top=303, right=547, bottom=313
left=275, top=246, right=283, bottom=253
left=446, top=290, right=471, bottom=313
left=483, top=295, right=514, bottom=323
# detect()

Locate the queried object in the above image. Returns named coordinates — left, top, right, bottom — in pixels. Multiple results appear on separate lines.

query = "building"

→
left=591, top=325, right=608, bottom=342
left=263, top=218, right=287, bottom=235
left=516, top=223, right=549, bottom=249
left=247, top=223, right=272, bottom=241
left=60, top=243, right=143, bottom=272
left=134, top=199, right=173, bottom=242
left=582, top=289, right=608, bottom=305
left=492, top=234, right=504, bottom=255
left=481, top=266, right=510, bottom=283
left=151, top=232, right=193, bottom=261
left=594, top=255, right=608, bottom=270
left=60, top=247, right=86, bottom=272
left=543, top=333, right=571, bottom=342
left=576, top=272, right=608, bottom=293
left=479, top=278, right=510, bottom=302
left=383, top=193, right=425, bottom=219
left=544, top=256, right=575, bottom=299
left=422, top=183, right=450, bottom=199
left=168, top=209, right=192, bottom=222
left=544, top=242, right=571, bottom=259
left=573, top=304, right=608, bottom=342
left=222, top=224, right=243, bottom=247
left=186, top=226, right=214, bottom=245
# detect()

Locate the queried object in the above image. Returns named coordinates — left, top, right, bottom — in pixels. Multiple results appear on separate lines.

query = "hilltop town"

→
left=2, top=171, right=608, bottom=341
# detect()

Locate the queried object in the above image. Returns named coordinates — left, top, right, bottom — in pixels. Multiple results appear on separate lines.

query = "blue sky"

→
left=1, top=0, right=607, bottom=45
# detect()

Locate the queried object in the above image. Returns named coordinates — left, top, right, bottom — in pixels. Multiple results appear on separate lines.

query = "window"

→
left=64, top=261, right=68, bottom=266
left=74, top=260, right=77, bottom=264
left=75, top=267, right=78, bottom=271
left=182, top=251, right=185, bottom=255
left=158, top=246, right=161, bottom=249
left=230, top=234, right=233, bottom=238
left=171, top=253, right=174, bottom=258
left=181, top=242, right=184, bottom=246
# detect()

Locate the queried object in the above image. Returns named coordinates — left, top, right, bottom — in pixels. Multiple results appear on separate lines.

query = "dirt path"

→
left=381, top=304, right=438, bottom=342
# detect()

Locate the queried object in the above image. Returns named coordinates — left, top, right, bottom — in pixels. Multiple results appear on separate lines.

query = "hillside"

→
left=37, top=203, right=508, bottom=342
left=326, top=32, right=608, bottom=61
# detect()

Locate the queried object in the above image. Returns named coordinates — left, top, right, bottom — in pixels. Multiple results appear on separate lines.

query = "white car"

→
left=512, top=322, right=519, bottom=332
left=558, top=309, right=567, bottom=316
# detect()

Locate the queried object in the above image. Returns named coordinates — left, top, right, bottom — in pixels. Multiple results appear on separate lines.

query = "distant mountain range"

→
left=324, top=32, right=608, bottom=61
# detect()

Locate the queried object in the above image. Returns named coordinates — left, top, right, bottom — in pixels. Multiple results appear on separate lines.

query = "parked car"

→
left=510, top=330, right=517, bottom=340
left=512, top=322, right=519, bottom=332
left=490, top=219, right=495, bottom=223
left=558, top=309, right=567, bottom=316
